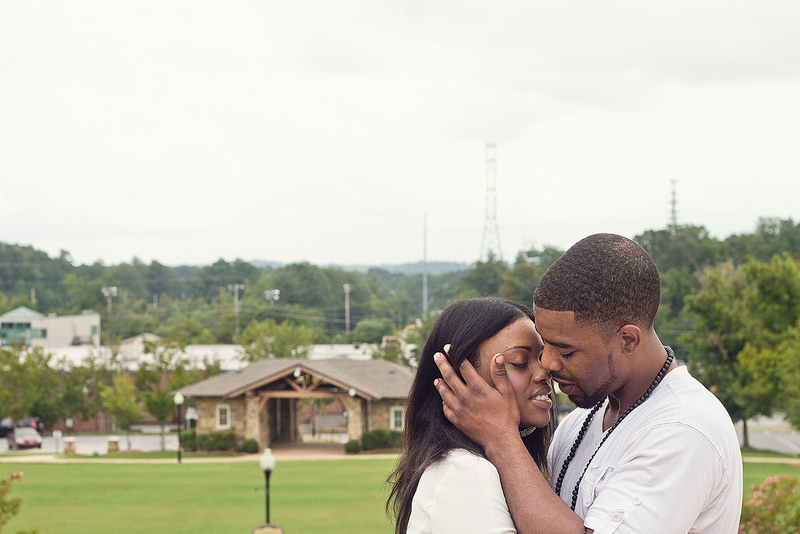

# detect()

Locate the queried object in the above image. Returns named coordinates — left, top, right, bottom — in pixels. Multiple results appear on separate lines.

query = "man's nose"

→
left=540, top=346, right=562, bottom=372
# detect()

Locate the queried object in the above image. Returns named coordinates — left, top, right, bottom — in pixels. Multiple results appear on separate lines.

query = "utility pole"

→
left=479, top=142, right=502, bottom=261
left=343, top=283, right=352, bottom=334
left=670, top=179, right=678, bottom=231
left=228, top=283, right=244, bottom=338
left=423, top=213, right=429, bottom=315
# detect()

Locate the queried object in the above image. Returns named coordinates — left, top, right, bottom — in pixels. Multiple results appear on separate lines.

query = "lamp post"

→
left=260, top=448, right=276, bottom=523
left=174, top=392, right=184, bottom=464
left=252, top=448, right=283, bottom=533
left=264, top=289, right=280, bottom=307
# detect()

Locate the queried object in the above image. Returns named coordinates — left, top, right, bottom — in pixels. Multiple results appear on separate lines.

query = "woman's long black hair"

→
left=386, top=297, right=555, bottom=533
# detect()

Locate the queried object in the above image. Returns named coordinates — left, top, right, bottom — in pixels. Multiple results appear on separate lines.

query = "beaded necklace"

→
left=553, top=347, right=675, bottom=511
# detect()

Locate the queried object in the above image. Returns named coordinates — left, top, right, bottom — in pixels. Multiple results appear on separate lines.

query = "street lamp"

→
left=101, top=286, right=118, bottom=315
left=264, top=289, right=280, bottom=307
left=260, top=448, right=277, bottom=524
left=174, top=392, right=184, bottom=464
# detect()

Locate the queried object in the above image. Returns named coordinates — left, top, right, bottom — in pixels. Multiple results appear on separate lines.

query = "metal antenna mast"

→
left=479, top=143, right=502, bottom=261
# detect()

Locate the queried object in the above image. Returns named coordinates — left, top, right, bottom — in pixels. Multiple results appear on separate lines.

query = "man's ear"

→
left=617, top=324, right=642, bottom=353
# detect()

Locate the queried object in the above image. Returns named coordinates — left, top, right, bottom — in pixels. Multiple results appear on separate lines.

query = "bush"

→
left=0, top=472, right=23, bottom=531
left=361, top=429, right=403, bottom=451
left=387, top=430, right=403, bottom=449
left=344, top=439, right=361, bottom=454
left=739, top=474, right=800, bottom=533
left=240, top=438, right=259, bottom=454
left=179, top=429, right=197, bottom=452
left=196, top=431, right=237, bottom=452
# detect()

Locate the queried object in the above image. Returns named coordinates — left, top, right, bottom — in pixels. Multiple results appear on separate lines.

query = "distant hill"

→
left=248, top=259, right=470, bottom=275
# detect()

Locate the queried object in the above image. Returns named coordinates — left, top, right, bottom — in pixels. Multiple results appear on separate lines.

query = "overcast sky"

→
left=2, top=1, right=799, bottom=267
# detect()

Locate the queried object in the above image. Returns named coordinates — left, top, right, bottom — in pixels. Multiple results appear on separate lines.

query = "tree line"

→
left=3, top=216, right=800, bottom=441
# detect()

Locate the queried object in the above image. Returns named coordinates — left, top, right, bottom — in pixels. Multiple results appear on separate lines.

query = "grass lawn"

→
left=1, top=454, right=798, bottom=533
left=1, top=457, right=398, bottom=534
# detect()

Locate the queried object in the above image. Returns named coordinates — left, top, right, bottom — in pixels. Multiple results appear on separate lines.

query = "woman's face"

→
left=476, top=317, right=552, bottom=429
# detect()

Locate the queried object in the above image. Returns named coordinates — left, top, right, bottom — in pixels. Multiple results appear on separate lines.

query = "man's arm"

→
left=434, top=350, right=590, bottom=534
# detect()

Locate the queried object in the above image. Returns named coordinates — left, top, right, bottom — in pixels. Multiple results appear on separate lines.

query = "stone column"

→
left=245, top=393, right=262, bottom=446
left=344, top=396, right=366, bottom=441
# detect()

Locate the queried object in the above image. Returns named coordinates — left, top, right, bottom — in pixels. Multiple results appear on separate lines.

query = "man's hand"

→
left=433, top=345, right=521, bottom=449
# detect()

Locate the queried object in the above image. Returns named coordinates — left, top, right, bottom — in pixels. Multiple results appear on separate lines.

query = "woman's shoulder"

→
left=427, top=449, right=499, bottom=481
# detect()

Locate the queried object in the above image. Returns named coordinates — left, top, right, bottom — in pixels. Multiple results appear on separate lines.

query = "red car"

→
left=7, top=427, right=42, bottom=450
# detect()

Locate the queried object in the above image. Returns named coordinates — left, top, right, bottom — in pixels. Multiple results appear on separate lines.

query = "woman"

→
left=387, top=298, right=554, bottom=534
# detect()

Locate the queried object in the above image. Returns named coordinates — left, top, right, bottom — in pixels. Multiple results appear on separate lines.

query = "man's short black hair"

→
left=533, top=233, right=660, bottom=335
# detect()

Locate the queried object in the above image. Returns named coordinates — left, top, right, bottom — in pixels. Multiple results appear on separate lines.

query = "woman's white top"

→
left=407, top=449, right=517, bottom=534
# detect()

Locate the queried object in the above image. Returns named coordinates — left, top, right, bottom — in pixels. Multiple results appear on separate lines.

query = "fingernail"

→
left=434, top=378, right=440, bottom=387
left=433, top=352, right=441, bottom=363
left=495, top=354, right=504, bottom=365
left=443, top=344, right=451, bottom=353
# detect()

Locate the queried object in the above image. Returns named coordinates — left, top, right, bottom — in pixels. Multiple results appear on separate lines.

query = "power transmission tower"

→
left=479, top=143, right=503, bottom=261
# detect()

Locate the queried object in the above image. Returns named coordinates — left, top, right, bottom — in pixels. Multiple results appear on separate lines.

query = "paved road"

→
left=0, top=432, right=177, bottom=455
left=2, top=415, right=798, bottom=457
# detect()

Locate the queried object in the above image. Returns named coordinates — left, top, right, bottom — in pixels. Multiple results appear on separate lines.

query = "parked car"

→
left=8, top=427, right=42, bottom=450
left=0, top=418, right=13, bottom=438
left=15, top=416, right=43, bottom=434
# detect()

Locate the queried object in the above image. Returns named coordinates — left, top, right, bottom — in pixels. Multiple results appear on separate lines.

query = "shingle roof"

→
left=178, top=358, right=415, bottom=400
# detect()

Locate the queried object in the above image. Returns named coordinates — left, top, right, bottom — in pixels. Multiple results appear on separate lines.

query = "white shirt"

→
left=407, top=449, right=517, bottom=534
left=549, top=366, right=743, bottom=534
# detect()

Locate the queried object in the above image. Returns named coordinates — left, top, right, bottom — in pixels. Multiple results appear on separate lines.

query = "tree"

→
left=352, top=318, right=394, bottom=344
left=101, top=373, right=145, bottom=450
left=455, top=253, right=508, bottom=299
left=135, top=339, right=190, bottom=451
left=684, top=254, right=800, bottom=443
left=238, top=318, right=317, bottom=362
left=682, top=262, right=753, bottom=443
left=0, top=346, right=40, bottom=422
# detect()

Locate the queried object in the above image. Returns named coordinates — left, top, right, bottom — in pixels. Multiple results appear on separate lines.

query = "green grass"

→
left=742, top=459, right=800, bottom=494
left=1, top=457, right=398, bottom=534
left=2, top=454, right=799, bottom=533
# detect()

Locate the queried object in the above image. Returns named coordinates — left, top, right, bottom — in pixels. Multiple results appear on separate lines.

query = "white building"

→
left=0, top=306, right=100, bottom=348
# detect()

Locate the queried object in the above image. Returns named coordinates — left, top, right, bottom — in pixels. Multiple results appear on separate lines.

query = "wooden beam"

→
left=258, top=391, right=348, bottom=400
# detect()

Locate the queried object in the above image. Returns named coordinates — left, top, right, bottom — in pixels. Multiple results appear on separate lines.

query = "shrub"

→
left=196, top=431, right=237, bottom=452
left=739, top=474, right=800, bottom=534
left=387, top=430, right=403, bottom=449
left=0, top=471, right=24, bottom=531
left=179, top=429, right=197, bottom=452
left=240, top=438, right=259, bottom=454
left=344, top=439, right=361, bottom=454
left=361, top=429, right=403, bottom=451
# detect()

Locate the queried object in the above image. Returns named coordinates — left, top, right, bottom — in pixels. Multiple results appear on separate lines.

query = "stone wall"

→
left=371, top=398, right=406, bottom=430
left=195, top=397, right=246, bottom=441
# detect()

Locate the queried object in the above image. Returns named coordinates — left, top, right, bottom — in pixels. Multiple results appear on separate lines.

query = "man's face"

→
left=532, top=305, right=620, bottom=409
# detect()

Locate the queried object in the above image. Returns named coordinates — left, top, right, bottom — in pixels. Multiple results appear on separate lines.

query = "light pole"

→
left=343, top=283, right=351, bottom=334
left=101, top=286, right=118, bottom=315
left=260, top=448, right=277, bottom=525
left=229, top=283, right=245, bottom=338
left=174, top=392, right=184, bottom=464
left=264, top=289, right=280, bottom=307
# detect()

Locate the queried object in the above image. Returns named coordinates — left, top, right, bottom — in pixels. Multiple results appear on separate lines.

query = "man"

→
left=434, top=233, right=742, bottom=533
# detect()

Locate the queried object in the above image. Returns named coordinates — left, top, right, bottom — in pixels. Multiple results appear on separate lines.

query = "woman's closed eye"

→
left=502, top=347, right=533, bottom=368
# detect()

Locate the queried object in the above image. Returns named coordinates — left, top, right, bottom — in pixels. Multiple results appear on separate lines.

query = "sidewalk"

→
left=0, top=442, right=398, bottom=464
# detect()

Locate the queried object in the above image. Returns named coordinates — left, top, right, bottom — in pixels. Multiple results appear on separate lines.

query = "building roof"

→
left=0, top=306, right=45, bottom=319
left=178, top=358, right=415, bottom=401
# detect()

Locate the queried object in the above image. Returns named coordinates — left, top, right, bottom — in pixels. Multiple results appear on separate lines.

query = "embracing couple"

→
left=388, top=233, right=743, bottom=534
